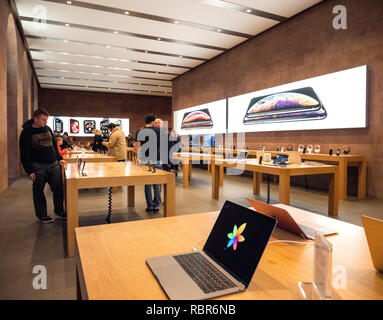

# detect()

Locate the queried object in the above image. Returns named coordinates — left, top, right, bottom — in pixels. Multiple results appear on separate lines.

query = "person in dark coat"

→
left=91, top=129, right=107, bottom=153
left=19, top=108, right=66, bottom=223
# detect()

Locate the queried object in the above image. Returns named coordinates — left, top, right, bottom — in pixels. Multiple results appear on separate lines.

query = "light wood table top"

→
left=65, top=162, right=176, bottom=257
left=67, top=148, right=97, bottom=154
left=214, top=158, right=338, bottom=177
left=63, top=153, right=117, bottom=163
left=172, top=152, right=221, bottom=161
left=75, top=204, right=383, bottom=300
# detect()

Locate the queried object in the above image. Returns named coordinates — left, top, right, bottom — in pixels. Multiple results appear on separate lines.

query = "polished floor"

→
left=0, top=166, right=382, bottom=299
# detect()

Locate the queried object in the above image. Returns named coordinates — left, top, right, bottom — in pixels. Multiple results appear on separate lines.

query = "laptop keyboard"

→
left=173, top=252, right=236, bottom=294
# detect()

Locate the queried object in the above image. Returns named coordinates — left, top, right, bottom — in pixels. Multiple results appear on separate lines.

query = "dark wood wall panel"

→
left=38, top=89, right=173, bottom=136
left=172, top=0, right=383, bottom=199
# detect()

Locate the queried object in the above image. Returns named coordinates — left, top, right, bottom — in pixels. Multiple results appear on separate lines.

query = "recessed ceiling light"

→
left=65, top=23, right=70, bottom=27
left=179, top=55, right=183, bottom=58
left=106, top=45, right=110, bottom=48
left=157, top=37, right=161, bottom=41
left=66, top=1, right=72, bottom=4
left=246, top=9, right=252, bottom=13
left=63, top=40, right=68, bottom=43
left=124, top=11, right=130, bottom=15
left=217, top=29, right=222, bottom=32
left=114, top=31, right=119, bottom=34
left=174, top=21, right=179, bottom=24
left=145, top=50, right=148, bottom=53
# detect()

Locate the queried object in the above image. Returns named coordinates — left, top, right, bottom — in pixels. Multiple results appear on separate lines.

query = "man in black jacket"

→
left=19, top=109, right=66, bottom=223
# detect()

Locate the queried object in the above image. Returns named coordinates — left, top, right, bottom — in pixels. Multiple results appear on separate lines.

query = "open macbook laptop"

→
left=246, top=198, right=337, bottom=240
left=146, top=201, right=277, bottom=300
left=361, top=215, right=383, bottom=272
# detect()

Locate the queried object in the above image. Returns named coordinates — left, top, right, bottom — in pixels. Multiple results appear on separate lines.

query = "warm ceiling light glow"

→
left=114, top=31, right=119, bottom=34
left=66, top=1, right=72, bottom=4
left=106, top=45, right=110, bottom=48
left=124, top=11, right=130, bottom=15
left=174, top=21, right=179, bottom=24
left=65, top=23, right=70, bottom=27
left=179, top=55, right=183, bottom=58
left=246, top=9, right=252, bottom=13
left=63, top=40, right=68, bottom=43
left=217, top=29, right=222, bottom=32
left=145, top=50, right=148, bottom=53
left=157, top=37, right=161, bottom=40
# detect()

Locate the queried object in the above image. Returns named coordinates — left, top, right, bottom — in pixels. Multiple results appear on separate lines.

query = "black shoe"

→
left=153, top=207, right=160, bottom=213
left=55, top=214, right=67, bottom=220
left=38, top=216, right=54, bottom=224
left=145, top=208, right=154, bottom=213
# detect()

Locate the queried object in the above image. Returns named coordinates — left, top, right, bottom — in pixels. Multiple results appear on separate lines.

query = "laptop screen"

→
left=203, top=201, right=277, bottom=287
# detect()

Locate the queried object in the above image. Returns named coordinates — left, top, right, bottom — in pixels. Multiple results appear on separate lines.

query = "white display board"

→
left=173, top=99, right=227, bottom=135
left=47, top=116, right=130, bottom=137
left=228, top=65, right=367, bottom=133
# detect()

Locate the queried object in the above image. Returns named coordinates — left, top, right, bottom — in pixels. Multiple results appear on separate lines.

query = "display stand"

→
left=298, top=233, right=333, bottom=300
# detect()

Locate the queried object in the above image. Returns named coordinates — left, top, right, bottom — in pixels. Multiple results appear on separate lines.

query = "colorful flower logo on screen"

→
left=227, top=223, right=246, bottom=250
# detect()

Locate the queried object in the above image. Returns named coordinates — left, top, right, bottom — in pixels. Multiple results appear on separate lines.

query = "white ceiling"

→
left=14, top=0, right=322, bottom=97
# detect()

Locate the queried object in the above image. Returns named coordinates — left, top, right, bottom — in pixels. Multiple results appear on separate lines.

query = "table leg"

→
left=212, top=164, right=220, bottom=199
left=164, top=176, right=175, bottom=217
left=338, top=158, right=347, bottom=200
left=127, top=185, right=135, bottom=207
left=219, top=165, right=224, bottom=186
left=358, top=160, right=367, bottom=199
left=329, top=170, right=339, bottom=216
left=208, top=164, right=211, bottom=173
left=189, top=160, right=192, bottom=179
left=278, top=173, right=290, bottom=205
left=253, top=172, right=261, bottom=195
left=66, top=180, right=79, bottom=258
left=182, top=161, right=189, bottom=188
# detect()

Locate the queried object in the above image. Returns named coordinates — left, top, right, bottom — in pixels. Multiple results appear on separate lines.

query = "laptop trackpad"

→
left=149, top=255, right=204, bottom=300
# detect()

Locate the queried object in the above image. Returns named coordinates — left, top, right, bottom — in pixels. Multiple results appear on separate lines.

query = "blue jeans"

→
left=144, top=163, right=162, bottom=209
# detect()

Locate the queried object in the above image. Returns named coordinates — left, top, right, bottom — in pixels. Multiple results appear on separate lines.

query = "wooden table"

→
left=63, top=153, right=117, bottom=163
left=266, top=152, right=367, bottom=201
left=172, top=152, right=224, bottom=188
left=191, top=148, right=366, bottom=201
left=212, top=159, right=339, bottom=216
left=75, top=205, right=383, bottom=300
left=65, top=162, right=176, bottom=257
